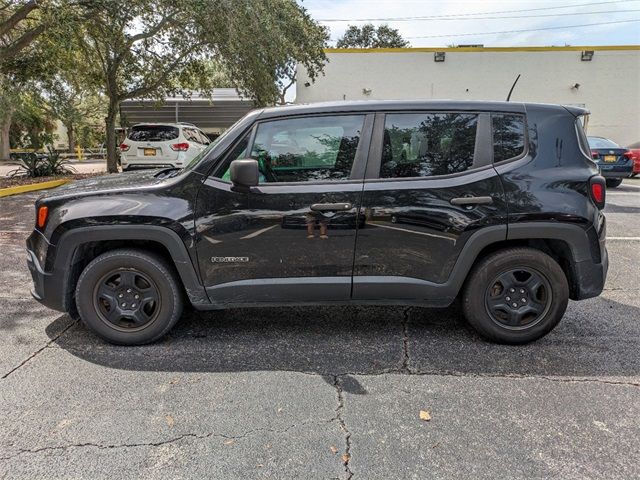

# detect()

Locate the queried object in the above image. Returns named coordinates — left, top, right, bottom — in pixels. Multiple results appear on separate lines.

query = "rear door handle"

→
left=450, top=196, right=493, bottom=206
left=310, top=202, right=352, bottom=212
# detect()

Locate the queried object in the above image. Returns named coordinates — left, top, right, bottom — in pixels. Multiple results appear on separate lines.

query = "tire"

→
left=462, top=247, right=569, bottom=344
left=75, top=249, right=183, bottom=345
left=605, top=178, right=623, bottom=188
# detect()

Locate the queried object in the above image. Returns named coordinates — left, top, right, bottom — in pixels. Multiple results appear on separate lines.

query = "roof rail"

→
left=177, top=122, right=196, bottom=126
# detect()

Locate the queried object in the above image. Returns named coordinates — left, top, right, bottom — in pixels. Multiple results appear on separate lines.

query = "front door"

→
left=353, top=111, right=514, bottom=304
left=195, top=113, right=373, bottom=305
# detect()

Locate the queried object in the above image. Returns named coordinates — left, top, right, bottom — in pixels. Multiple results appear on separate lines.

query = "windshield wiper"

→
left=154, top=167, right=182, bottom=179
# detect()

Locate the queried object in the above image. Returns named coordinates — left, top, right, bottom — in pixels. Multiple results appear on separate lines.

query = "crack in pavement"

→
left=1, top=319, right=79, bottom=380
left=331, top=375, right=353, bottom=480
left=0, top=423, right=317, bottom=462
left=401, top=307, right=411, bottom=374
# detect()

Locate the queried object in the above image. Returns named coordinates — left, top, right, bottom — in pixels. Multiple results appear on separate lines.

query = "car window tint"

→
left=128, top=126, right=179, bottom=142
left=587, top=137, right=620, bottom=149
left=198, top=131, right=210, bottom=144
left=250, top=115, right=365, bottom=183
left=381, top=113, right=478, bottom=178
left=492, top=114, right=526, bottom=162
left=183, top=128, right=201, bottom=144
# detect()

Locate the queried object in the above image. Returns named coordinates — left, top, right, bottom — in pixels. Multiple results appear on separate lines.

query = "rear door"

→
left=194, top=113, right=374, bottom=304
left=352, top=111, right=510, bottom=304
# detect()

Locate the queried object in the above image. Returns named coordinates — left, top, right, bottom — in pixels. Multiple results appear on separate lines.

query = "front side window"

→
left=492, top=114, right=525, bottom=162
left=250, top=115, right=365, bottom=183
left=381, top=113, right=478, bottom=178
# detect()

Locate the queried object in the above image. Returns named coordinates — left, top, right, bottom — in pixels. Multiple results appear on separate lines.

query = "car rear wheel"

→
left=606, top=178, right=623, bottom=188
left=462, top=248, right=568, bottom=344
left=75, top=249, right=183, bottom=345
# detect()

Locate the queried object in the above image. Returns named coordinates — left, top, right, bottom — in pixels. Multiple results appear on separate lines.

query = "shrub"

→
left=8, top=147, right=76, bottom=178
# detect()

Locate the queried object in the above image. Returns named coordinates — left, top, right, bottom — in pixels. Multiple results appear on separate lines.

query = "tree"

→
left=0, top=0, right=44, bottom=64
left=42, top=75, right=105, bottom=153
left=74, top=0, right=328, bottom=173
left=0, top=0, right=80, bottom=160
left=336, top=24, right=409, bottom=49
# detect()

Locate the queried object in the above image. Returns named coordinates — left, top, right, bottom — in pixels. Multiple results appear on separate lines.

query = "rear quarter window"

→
left=128, top=126, right=179, bottom=142
left=492, top=114, right=525, bottom=162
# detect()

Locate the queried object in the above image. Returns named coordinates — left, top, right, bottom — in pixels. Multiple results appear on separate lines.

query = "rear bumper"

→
left=573, top=245, right=608, bottom=300
left=599, top=164, right=633, bottom=178
left=121, top=152, right=185, bottom=169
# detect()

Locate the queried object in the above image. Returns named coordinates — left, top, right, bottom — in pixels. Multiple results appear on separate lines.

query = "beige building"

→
left=296, top=45, right=640, bottom=146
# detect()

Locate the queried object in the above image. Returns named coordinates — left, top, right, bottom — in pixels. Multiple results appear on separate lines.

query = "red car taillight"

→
left=119, top=143, right=130, bottom=152
left=170, top=142, right=189, bottom=152
left=591, top=151, right=599, bottom=159
left=589, top=175, right=606, bottom=209
left=623, top=151, right=633, bottom=159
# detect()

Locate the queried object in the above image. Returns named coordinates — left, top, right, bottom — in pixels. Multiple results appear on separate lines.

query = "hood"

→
left=39, top=170, right=167, bottom=201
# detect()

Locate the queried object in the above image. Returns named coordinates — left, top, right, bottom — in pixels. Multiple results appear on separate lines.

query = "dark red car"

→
left=626, top=141, right=640, bottom=177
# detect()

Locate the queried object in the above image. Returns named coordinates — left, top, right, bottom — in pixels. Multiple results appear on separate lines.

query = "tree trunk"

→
left=66, top=123, right=75, bottom=154
left=0, top=114, right=11, bottom=161
left=105, top=99, right=119, bottom=173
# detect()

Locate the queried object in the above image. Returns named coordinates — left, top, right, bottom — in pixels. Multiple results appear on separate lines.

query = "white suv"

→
left=119, top=123, right=211, bottom=170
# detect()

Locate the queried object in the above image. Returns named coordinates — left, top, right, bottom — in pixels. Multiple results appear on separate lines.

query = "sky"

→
left=299, top=0, right=640, bottom=47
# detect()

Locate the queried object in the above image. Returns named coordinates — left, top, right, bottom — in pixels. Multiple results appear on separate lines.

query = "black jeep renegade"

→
left=27, top=101, right=608, bottom=345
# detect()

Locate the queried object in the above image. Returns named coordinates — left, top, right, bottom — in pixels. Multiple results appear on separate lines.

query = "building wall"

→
left=296, top=46, right=640, bottom=146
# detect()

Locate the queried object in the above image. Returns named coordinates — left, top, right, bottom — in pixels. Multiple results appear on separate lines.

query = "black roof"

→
left=257, top=100, right=588, bottom=119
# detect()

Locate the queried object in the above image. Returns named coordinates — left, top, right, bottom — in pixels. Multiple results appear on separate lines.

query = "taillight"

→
left=119, top=143, right=130, bottom=152
left=170, top=142, right=189, bottom=152
left=589, top=175, right=606, bottom=209
left=37, top=205, right=49, bottom=229
left=623, top=151, right=633, bottom=159
left=591, top=151, right=599, bottom=159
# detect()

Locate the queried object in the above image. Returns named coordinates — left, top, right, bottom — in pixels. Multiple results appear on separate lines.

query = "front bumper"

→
left=26, top=232, right=67, bottom=312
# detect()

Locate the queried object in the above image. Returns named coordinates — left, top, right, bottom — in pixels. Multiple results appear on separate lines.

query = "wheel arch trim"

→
left=54, top=225, right=208, bottom=307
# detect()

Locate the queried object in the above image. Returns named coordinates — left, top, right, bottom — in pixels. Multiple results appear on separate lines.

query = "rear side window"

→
left=183, top=128, right=203, bottom=144
left=128, top=125, right=179, bottom=142
left=381, top=113, right=478, bottom=178
left=492, top=114, right=525, bottom=162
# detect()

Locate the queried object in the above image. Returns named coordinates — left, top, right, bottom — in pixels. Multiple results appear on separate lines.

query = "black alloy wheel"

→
left=484, top=267, right=552, bottom=330
left=94, top=269, right=161, bottom=331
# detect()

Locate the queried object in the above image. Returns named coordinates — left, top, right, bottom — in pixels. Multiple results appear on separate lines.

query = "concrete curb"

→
left=0, top=179, right=71, bottom=198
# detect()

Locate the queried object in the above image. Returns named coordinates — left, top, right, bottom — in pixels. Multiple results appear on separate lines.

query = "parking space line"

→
left=606, top=237, right=640, bottom=241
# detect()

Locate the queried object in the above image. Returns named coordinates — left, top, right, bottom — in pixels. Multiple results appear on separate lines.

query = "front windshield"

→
left=181, top=113, right=254, bottom=172
left=182, top=132, right=225, bottom=171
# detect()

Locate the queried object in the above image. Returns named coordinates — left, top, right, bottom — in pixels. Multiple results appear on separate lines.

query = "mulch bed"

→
left=0, top=173, right=105, bottom=189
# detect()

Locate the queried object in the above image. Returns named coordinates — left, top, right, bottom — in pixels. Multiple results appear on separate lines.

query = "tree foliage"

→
left=1, top=0, right=329, bottom=167
left=336, top=24, right=409, bottom=49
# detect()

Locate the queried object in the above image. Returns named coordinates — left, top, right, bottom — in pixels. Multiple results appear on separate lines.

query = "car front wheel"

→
left=462, top=247, right=569, bottom=344
left=75, top=249, right=183, bottom=345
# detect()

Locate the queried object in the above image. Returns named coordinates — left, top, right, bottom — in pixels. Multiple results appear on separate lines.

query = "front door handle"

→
left=450, top=196, right=493, bottom=206
left=310, top=202, right=352, bottom=212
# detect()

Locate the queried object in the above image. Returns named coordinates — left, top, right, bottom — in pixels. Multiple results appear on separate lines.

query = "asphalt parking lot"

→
left=1, top=179, right=639, bottom=479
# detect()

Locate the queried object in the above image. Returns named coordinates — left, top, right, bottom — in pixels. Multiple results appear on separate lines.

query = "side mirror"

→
left=229, top=159, right=259, bottom=192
